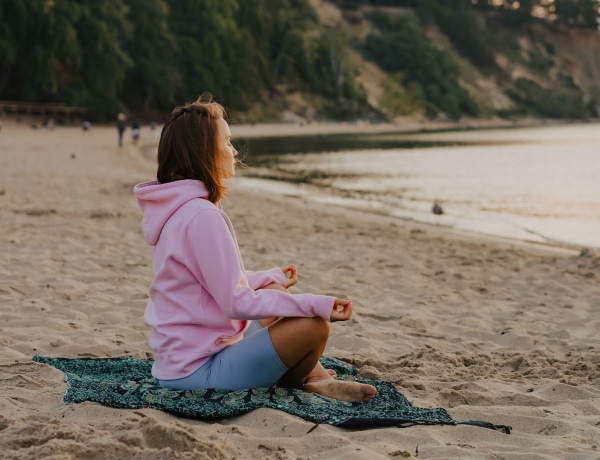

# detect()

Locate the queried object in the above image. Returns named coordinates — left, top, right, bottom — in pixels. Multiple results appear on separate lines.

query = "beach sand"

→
left=1, top=121, right=599, bottom=459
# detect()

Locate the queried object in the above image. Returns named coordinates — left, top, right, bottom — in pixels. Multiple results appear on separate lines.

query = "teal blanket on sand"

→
left=33, top=355, right=510, bottom=433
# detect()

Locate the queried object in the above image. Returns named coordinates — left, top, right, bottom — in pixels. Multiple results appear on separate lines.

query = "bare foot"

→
left=303, top=379, right=377, bottom=402
left=303, top=362, right=336, bottom=384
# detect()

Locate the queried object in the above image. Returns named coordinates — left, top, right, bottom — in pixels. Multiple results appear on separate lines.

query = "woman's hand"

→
left=330, top=298, right=353, bottom=322
left=281, top=264, right=298, bottom=288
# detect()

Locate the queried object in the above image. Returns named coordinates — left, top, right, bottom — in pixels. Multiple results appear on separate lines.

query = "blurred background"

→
left=0, top=0, right=599, bottom=123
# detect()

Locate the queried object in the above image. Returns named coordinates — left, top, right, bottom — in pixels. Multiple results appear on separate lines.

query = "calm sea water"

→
left=235, top=123, right=600, bottom=249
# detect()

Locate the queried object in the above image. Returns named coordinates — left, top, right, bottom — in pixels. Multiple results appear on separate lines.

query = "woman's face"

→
left=216, top=118, right=238, bottom=179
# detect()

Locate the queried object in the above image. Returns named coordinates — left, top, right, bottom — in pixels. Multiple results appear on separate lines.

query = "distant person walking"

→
left=131, top=119, right=141, bottom=145
left=117, top=113, right=126, bottom=147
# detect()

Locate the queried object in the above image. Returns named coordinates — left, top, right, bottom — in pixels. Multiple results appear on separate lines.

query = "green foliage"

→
left=554, top=0, right=599, bottom=28
left=67, top=1, right=134, bottom=114
left=417, top=0, right=499, bottom=72
left=0, top=2, right=23, bottom=95
left=120, top=0, right=181, bottom=115
left=0, top=0, right=367, bottom=119
left=0, top=0, right=133, bottom=116
left=363, top=13, right=478, bottom=118
left=527, top=49, right=554, bottom=75
left=293, top=26, right=371, bottom=120
left=0, top=0, right=83, bottom=101
left=506, top=77, right=592, bottom=119
left=473, top=0, right=600, bottom=29
left=236, top=0, right=318, bottom=91
left=329, top=0, right=418, bottom=9
left=0, top=0, right=597, bottom=120
left=380, top=77, right=425, bottom=116
left=167, top=0, right=250, bottom=108
left=335, top=0, right=600, bottom=31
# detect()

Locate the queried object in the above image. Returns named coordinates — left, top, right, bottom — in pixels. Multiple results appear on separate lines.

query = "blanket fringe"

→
left=456, top=419, right=512, bottom=434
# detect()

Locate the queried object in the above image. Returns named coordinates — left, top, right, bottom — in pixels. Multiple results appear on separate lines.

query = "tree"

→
left=0, top=1, right=23, bottom=96
left=121, top=0, right=181, bottom=114
left=0, top=0, right=81, bottom=102
left=554, top=0, right=599, bottom=29
left=67, top=0, right=133, bottom=115
left=363, top=13, right=478, bottom=118
left=168, top=0, right=255, bottom=109
left=234, top=0, right=320, bottom=100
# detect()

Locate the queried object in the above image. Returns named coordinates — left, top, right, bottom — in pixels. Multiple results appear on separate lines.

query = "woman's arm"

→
left=184, top=209, right=333, bottom=321
left=246, top=264, right=297, bottom=290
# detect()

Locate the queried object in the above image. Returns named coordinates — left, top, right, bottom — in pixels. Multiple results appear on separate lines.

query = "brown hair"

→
left=157, top=96, right=227, bottom=203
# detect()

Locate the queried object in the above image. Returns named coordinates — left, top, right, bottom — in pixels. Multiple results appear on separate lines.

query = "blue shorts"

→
left=158, top=321, right=288, bottom=391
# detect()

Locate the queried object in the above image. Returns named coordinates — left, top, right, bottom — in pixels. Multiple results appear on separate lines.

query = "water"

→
left=234, top=123, right=600, bottom=249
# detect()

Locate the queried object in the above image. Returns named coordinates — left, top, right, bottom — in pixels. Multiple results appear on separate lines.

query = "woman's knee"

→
left=269, top=316, right=330, bottom=349
left=303, top=316, right=330, bottom=342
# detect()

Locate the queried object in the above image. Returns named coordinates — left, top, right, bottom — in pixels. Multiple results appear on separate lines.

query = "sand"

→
left=1, top=120, right=599, bottom=459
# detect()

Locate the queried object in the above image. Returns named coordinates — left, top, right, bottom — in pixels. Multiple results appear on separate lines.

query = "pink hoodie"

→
left=134, top=180, right=335, bottom=380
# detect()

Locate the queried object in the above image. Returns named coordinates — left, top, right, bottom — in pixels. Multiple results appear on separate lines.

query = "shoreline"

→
left=233, top=176, right=584, bottom=258
left=229, top=116, right=600, bottom=138
left=26, top=115, right=597, bottom=256
left=4, top=113, right=598, bottom=138
left=136, top=119, right=592, bottom=257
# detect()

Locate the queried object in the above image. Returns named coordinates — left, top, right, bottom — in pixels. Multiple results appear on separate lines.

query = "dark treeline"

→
left=333, top=0, right=600, bottom=30
left=0, top=0, right=366, bottom=121
left=0, top=0, right=598, bottom=121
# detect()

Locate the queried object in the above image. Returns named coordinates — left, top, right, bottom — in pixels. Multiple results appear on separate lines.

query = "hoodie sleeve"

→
left=184, top=209, right=334, bottom=321
left=246, top=268, right=288, bottom=290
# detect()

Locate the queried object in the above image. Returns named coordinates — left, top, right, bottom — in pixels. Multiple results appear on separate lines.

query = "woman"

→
left=134, top=97, right=377, bottom=402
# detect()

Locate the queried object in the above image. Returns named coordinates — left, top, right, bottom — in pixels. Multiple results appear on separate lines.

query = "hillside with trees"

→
left=0, top=0, right=598, bottom=122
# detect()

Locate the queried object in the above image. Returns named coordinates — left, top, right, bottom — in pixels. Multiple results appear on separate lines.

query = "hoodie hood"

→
left=134, top=180, right=211, bottom=245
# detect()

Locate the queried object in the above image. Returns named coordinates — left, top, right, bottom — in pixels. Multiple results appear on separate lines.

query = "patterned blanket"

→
left=33, top=355, right=510, bottom=433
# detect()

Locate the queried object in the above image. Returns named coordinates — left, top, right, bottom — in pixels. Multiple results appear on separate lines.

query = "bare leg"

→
left=259, top=318, right=336, bottom=378
left=267, top=317, right=376, bottom=402
left=268, top=316, right=329, bottom=387
left=258, top=284, right=376, bottom=402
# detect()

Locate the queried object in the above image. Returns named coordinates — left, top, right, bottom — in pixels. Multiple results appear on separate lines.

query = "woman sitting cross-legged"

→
left=134, top=96, right=377, bottom=402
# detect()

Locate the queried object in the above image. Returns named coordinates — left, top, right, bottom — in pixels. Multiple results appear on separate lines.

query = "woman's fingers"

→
left=282, top=264, right=298, bottom=288
left=331, top=298, right=352, bottom=322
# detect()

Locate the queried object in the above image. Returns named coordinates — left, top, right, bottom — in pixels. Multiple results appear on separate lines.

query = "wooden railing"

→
left=0, top=101, right=85, bottom=116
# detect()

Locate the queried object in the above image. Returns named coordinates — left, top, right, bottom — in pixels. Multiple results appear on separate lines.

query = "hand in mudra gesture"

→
left=330, top=298, right=352, bottom=322
left=281, top=265, right=352, bottom=322
left=281, top=264, right=298, bottom=288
